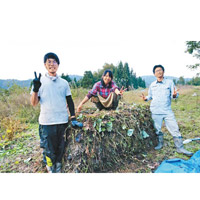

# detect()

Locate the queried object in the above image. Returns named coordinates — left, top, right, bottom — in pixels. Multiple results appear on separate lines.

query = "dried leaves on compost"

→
left=63, top=103, right=157, bottom=173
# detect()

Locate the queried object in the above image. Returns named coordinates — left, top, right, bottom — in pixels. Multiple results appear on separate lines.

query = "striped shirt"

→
left=87, top=81, right=118, bottom=99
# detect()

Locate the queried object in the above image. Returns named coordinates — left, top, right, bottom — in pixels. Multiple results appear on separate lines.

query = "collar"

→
left=156, top=77, right=166, bottom=84
left=45, top=73, right=59, bottom=81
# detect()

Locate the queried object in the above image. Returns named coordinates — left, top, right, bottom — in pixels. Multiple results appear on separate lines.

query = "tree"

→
left=122, top=63, right=131, bottom=90
left=93, top=63, right=116, bottom=82
left=187, top=76, right=200, bottom=86
left=177, top=76, right=185, bottom=85
left=173, top=79, right=177, bottom=85
left=115, top=61, right=124, bottom=88
left=185, top=41, right=200, bottom=71
left=61, top=73, right=72, bottom=82
left=138, top=77, right=146, bottom=88
left=81, top=71, right=95, bottom=88
left=130, top=69, right=138, bottom=89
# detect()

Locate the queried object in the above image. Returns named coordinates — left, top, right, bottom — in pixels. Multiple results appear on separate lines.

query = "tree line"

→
left=173, top=76, right=200, bottom=86
left=61, top=61, right=146, bottom=89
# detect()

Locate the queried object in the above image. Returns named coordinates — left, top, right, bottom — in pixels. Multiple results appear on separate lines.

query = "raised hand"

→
left=119, top=86, right=127, bottom=95
left=140, top=93, right=147, bottom=101
left=33, top=71, right=42, bottom=92
left=173, top=88, right=179, bottom=98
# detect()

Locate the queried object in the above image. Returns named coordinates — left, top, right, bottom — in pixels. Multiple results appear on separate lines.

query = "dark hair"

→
left=44, top=52, right=60, bottom=65
left=101, top=69, right=113, bottom=88
left=153, top=65, right=165, bottom=74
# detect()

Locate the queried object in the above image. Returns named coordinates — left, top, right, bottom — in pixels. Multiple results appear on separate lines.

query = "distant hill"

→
left=141, top=75, right=192, bottom=87
left=0, top=75, right=83, bottom=90
left=0, top=75, right=192, bottom=89
left=68, top=75, right=83, bottom=81
left=0, top=79, right=32, bottom=89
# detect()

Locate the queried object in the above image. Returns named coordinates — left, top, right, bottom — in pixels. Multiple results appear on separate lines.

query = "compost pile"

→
left=63, top=103, right=157, bottom=173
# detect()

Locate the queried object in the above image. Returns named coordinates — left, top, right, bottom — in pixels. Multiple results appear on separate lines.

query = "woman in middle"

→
left=77, top=69, right=126, bottom=112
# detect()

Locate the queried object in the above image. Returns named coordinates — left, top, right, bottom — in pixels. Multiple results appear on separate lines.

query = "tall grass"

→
left=0, top=85, right=40, bottom=123
left=0, top=85, right=39, bottom=140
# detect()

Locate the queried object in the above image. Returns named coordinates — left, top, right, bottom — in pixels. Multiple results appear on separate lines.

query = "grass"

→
left=0, top=85, right=200, bottom=173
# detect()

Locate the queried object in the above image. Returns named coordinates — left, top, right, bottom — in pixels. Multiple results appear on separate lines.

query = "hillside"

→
left=0, top=75, right=83, bottom=89
left=141, top=75, right=191, bottom=87
left=0, top=75, right=192, bottom=89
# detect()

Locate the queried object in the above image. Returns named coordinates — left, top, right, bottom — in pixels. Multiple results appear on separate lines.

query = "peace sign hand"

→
left=33, top=71, right=42, bottom=92
left=118, top=86, right=127, bottom=95
left=140, top=93, right=147, bottom=101
left=173, top=88, right=179, bottom=98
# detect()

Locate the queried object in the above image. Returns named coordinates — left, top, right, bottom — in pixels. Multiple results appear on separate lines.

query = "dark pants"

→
left=39, top=123, right=68, bottom=166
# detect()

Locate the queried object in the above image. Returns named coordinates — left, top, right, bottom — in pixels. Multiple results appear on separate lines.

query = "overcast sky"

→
left=0, top=0, right=199, bottom=80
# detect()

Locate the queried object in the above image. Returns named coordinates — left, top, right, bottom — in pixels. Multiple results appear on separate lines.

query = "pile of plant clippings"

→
left=63, top=103, right=157, bottom=173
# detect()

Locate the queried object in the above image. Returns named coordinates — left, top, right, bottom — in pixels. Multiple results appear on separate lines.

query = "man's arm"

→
left=30, top=92, right=39, bottom=106
left=142, top=86, right=152, bottom=101
left=66, top=95, right=75, bottom=118
left=66, top=95, right=83, bottom=128
left=146, top=86, right=153, bottom=101
left=30, top=72, right=41, bottom=106
left=171, top=82, right=179, bottom=99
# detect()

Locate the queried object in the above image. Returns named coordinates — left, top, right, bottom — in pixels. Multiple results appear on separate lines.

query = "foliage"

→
left=80, top=62, right=146, bottom=90
left=185, top=41, right=200, bottom=71
left=81, top=71, right=95, bottom=88
left=0, top=84, right=40, bottom=123
left=0, top=117, right=28, bottom=141
left=187, top=76, right=200, bottom=86
left=61, top=73, right=72, bottom=82
left=63, top=103, right=157, bottom=173
left=1, top=86, right=200, bottom=173
left=177, top=76, right=185, bottom=85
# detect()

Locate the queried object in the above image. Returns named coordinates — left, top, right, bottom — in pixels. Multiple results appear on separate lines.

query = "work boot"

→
left=173, top=137, right=193, bottom=156
left=55, top=162, right=62, bottom=173
left=155, top=134, right=164, bottom=150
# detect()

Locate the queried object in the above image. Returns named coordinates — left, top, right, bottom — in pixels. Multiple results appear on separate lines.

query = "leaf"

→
left=127, top=129, right=134, bottom=136
left=122, top=124, right=126, bottom=130
left=142, top=130, right=149, bottom=138
left=106, top=122, right=113, bottom=132
left=24, top=157, right=32, bottom=164
left=110, top=117, right=115, bottom=122
left=77, top=114, right=83, bottom=120
left=101, top=128, right=106, bottom=132
left=93, top=121, right=97, bottom=128
left=96, top=119, right=102, bottom=124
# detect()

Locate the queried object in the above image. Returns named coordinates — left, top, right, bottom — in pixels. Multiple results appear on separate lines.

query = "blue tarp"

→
left=154, top=150, right=200, bottom=173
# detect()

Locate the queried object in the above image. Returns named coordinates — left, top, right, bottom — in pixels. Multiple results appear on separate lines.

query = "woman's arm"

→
left=77, top=96, right=90, bottom=112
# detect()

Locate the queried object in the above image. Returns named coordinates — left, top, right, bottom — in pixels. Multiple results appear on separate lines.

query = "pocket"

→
left=163, top=86, right=170, bottom=96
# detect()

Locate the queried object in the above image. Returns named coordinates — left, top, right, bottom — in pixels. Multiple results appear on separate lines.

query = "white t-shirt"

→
left=31, top=73, right=71, bottom=125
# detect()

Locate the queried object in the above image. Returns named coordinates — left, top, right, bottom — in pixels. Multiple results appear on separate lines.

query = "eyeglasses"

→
left=46, top=59, right=57, bottom=65
left=155, top=69, right=163, bottom=73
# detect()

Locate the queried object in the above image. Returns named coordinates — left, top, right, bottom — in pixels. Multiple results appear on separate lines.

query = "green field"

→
left=0, top=85, right=200, bottom=173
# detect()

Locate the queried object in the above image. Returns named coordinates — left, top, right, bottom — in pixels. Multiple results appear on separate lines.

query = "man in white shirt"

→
left=30, top=52, right=83, bottom=172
